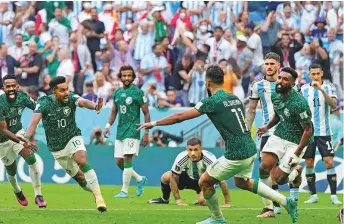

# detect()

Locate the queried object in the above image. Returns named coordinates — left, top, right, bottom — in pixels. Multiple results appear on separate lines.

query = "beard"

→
left=275, top=84, right=290, bottom=94
left=207, top=88, right=212, bottom=97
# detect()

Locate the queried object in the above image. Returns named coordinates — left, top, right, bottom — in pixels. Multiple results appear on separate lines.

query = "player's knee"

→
left=323, top=157, right=334, bottom=168
left=24, top=154, right=36, bottom=165
left=305, top=158, right=315, bottom=168
left=161, top=171, right=171, bottom=183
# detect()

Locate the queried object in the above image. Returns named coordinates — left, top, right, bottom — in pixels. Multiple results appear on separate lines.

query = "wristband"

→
left=151, top=121, right=157, bottom=127
left=105, top=123, right=111, bottom=129
left=24, top=135, right=31, bottom=140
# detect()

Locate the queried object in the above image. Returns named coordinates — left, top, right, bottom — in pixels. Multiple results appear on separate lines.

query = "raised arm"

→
left=77, top=97, right=103, bottom=113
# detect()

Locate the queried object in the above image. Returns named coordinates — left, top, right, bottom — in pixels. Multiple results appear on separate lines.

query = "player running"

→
left=25, top=76, right=107, bottom=212
left=0, top=74, right=45, bottom=207
left=148, top=137, right=231, bottom=207
left=300, top=64, right=341, bottom=204
left=247, top=52, right=283, bottom=216
left=137, top=65, right=299, bottom=224
left=104, top=65, right=150, bottom=198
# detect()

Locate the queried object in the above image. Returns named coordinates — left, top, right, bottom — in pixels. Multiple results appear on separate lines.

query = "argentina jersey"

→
left=171, top=150, right=216, bottom=180
left=301, top=82, right=337, bottom=136
left=250, top=78, right=276, bottom=136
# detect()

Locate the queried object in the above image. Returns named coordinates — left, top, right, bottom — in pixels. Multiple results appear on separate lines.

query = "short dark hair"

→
left=309, top=63, right=322, bottom=71
left=219, top=59, right=228, bottom=64
left=214, top=26, right=223, bottom=32
left=117, top=65, right=136, bottom=79
left=80, top=20, right=93, bottom=30
left=264, top=52, right=280, bottom=62
left=206, top=65, right=224, bottom=85
left=159, top=36, right=169, bottom=43
left=41, top=23, right=49, bottom=31
left=280, top=67, right=298, bottom=80
left=115, top=29, right=124, bottom=34
left=152, top=43, right=161, bottom=51
left=85, top=82, right=93, bottom=87
left=49, top=76, right=66, bottom=89
left=2, top=74, right=17, bottom=83
left=202, top=44, right=211, bottom=53
left=187, top=137, right=202, bottom=146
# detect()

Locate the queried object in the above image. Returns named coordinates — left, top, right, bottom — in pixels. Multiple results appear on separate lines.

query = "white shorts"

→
left=0, top=129, right=25, bottom=166
left=262, top=135, right=306, bottom=174
left=114, top=138, right=140, bottom=158
left=51, top=136, right=86, bottom=177
left=207, top=155, right=256, bottom=181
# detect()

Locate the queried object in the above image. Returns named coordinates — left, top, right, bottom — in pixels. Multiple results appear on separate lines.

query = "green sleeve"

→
left=298, top=101, right=313, bottom=127
left=25, top=95, right=36, bottom=111
left=0, top=109, right=4, bottom=122
left=34, top=98, right=47, bottom=114
left=69, top=92, right=81, bottom=107
left=137, top=90, right=147, bottom=107
left=194, top=97, right=215, bottom=114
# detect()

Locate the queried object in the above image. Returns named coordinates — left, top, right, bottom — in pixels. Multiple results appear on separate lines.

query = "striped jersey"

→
left=182, top=1, right=205, bottom=23
left=188, top=71, right=207, bottom=105
left=171, top=150, right=216, bottom=180
left=301, top=82, right=337, bottom=136
left=114, top=1, right=133, bottom=29
left=250, top=78, right=276, bottom=136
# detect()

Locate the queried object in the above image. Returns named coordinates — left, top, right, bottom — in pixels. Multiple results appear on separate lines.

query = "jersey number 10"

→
left=57, top=119, right=67, bottom=128
left=231, top=108, right=249, bottom=133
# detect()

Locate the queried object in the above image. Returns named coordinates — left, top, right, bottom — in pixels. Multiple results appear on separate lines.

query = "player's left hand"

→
left=136, top=122, right=154, bottom=131
left=141, top=132, right=149, bottom=147
left=95, top=97, right=103, bottom=114
left=288, top=154, right=300, bottom=168
left=193, top=199, right=207, bottom=206
left=257, top=126, right=268, bottom=139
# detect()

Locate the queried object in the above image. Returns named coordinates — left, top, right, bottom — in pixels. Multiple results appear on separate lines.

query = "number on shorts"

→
left=128, top=140, right=134, bottom=148
left=326, top=141, right=333, bottom=151
left=72, top=140, right=82, bottom=148
left=231, top=108, right=248, bottom=133
left=9, top=118, right=17, bottom=126
left=120, top=105, right=127, bottom=114
left=57, top=119, right=67, bottom=128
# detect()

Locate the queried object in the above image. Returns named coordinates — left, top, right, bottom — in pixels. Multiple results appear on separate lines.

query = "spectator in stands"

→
left=140, top=43, right=168, bottom=92
left=115, top=1, right=133, bottom=30
left=43, top=35, right=60, bottom=78
left=310, top=38, right=332, bottom=82
left=295, top=43, right=313, bottom=83
left=195, top=19, right=212, bottom=49
left=277, top=3, right=298, bottom=34
left=298, top=1, right=319, bottom=34
left=235, top=11, right=249, bottom=35
left=158, top=89, right=184, bottom=108
left=23, top=21, right=37, bottom=44
left=27, top=86, right=40, bottom=101
left=188, top=57, right=207, bottom=107
left=182, top=1, right=205, bottom=24
left=150, top=129, right=183, bottom=147
left=133, top=20, right=155, bottom=63
left=16, top=41, right=42, bottom=88
left=8, top=34, right=29, bottom=61
left=56, top=48, right=75, bottom=91
left=82, top=81, right=98, bottom=103
left=245, top=22, right=264, bottom=77
left=90, top=127, right=114, bottom=146
left=145, top=81, right=158, bottom=107
left=49, top=6, right=72, bottom=48
left=260, top=11, right=282, bottom=55
left=236, top=35, right=253, bottom=94
left=123, top=18, right=134, bottom=42
left=94, top=71, right=112, bottom=101
left=0, top=43, right=18, bottom=87
left=0, top=2, right=15, bottom=47
left=78, top=1, right=92, bottom=23
left=39, top=70, right=52, bottom=96
left=219, top=59, right=238, bottom=94
left=38, top=23, right=52, bottom=55
left=306, top=17, right=327, bottom=38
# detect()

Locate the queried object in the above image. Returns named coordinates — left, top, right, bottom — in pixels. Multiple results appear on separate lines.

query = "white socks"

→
left=132, top=169, right=143, bottom=183
left=29, top=163, right=42, bottom=196
left=84, top=169, right=102, bottom=200
left=205, top=191, right=223, bottom=219
left=121, top=167, right=133, bottom=193
left=7, top=173, right=21, bottom=193
left=259, top=176, right=274, bottom=209
left=256, top=180, right=287, bottom=207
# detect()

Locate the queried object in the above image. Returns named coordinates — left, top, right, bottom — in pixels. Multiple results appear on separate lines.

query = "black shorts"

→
left=177, top=172, right=201, bottom=194
left=303, top=136, right=334, bottom=159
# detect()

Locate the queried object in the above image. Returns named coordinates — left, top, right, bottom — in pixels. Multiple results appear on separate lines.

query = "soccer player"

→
left=25, top=76, right=107, bottom=212
left=137, top=65, right=298, bottom=224
left=300, top=64, right=341, bottom=204
left=247, top=52, right=283, bottom=216
left=0, top=74, right=45, bottom=207
left=103, top=65, right=150, bottom=198
left=148, top=137, right=231, bottom=207
left=257, top=67, right=314, bottom=219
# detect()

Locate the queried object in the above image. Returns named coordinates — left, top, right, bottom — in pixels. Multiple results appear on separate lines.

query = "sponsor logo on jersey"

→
left=63, top=107, right=71, bottom=117
left=126, top=97, right=132, bottom=105
left=284, top=108, right=290, bottom=117
left=18, top=108, right=23, bottom=115
left=121, top=93, right=126, bottom=97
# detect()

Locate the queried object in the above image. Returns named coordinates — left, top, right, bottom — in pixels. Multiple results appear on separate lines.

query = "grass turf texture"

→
left=0, top=183, right=341, bottom=224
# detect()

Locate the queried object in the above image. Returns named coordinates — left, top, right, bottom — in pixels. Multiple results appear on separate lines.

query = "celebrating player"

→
left=137, top=65, right=298, bottom=224
left=25, top=76, right=107, bottom=212
left=0, top=74, right=45, bottom=207
left=300, top=64, right=341, bottom=204
left=104, top=65, right=150, bottom=198
left=148, top=137, right=231, bottom=207
left=247, top=52, right=283, bottom=216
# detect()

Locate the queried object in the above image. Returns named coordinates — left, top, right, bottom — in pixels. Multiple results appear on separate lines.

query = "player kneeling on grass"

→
left=148, top=137, right=231, bottom=207
left=25, top=76, right=107, bottom=212
left=0, top=74, right=44, bottom=207
left=138, top=65, right=299, bottom=224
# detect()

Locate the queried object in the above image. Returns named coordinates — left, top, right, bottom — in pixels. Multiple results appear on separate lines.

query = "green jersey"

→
left=195, top=90, right=256, bottom=160
left=34, top=92, right=82, bottom=151
left=0, top=91, right=36, bottom=143
left=272, top=89, right=313, bottom=145
left=113, top=84, right=146, bottom=141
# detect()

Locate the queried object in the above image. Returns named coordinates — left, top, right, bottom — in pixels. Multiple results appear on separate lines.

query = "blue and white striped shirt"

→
left=301, top=82, right=337, bottom=136
left=188, top=71, right=207, bottom=105
left=250, top=78, right=276, bottom=136
left=182, top=1, right=205, bottom=24
left=134, top=29, right=155, bottom=61
left=115, top=1, right=133, bottom=29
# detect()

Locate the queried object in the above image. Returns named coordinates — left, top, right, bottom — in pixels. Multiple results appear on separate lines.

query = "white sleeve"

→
left=202, top=151, right=217, bottom=166
left=249, top=80, right=259, bottom=100
left=328, top=84, right=337, bottom=99
left=171, top=152, right=188, bottom=175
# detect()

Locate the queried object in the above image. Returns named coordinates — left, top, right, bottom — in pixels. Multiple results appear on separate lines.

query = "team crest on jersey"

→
left=125, top=97, right=132, bottom=105
left=18, top=108, right=23, bottom=115
left=284, top=108, right=290, bottom=117
left=63, top=107, right=71, bottom=116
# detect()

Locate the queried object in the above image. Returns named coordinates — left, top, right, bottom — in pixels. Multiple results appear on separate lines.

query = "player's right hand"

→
left=103, top=128, right=110, bottom=138
left=95, top=97, right=103, bottom=114
left=20, top=137, right=38, bottom=153
left=176, top=199, right=188, bottom=206
left=257, top=126, right=268, bottom=139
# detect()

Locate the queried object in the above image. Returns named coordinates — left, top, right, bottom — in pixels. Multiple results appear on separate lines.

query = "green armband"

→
left=24, top=136, right=32, bottom=140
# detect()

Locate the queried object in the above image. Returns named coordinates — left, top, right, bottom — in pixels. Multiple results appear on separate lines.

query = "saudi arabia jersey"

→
left=0, top=91, right=36, bottom=143
left=301, top=82, right=337, bottom=136
left=113, top=84, right=146, bottom=141
left=195, top=90, right=256, bottom=160
left=250, top=78, right=276, bottom=136
left=34, top=92, right=82, bottom=151
left=272, top=88, right=314, bottom=145
left=171, top=150, right=216, bottom=180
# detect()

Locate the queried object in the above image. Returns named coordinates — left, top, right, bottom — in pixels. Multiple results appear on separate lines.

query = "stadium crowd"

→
left=0, top=1, right=343, bottom=108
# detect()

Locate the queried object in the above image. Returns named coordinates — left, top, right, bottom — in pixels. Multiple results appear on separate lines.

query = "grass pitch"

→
left=0, top=183, right=341, bottom=224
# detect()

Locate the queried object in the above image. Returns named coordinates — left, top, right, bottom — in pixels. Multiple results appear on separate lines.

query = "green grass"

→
left=0, top=183, right=341, bottom=224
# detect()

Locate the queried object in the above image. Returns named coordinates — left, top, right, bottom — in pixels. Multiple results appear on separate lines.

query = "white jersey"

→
left=301, top=82, right=337, bottom=136
left=250, top=78, right=276, bottom=136
left=171, top=150, right=216, bottom=180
